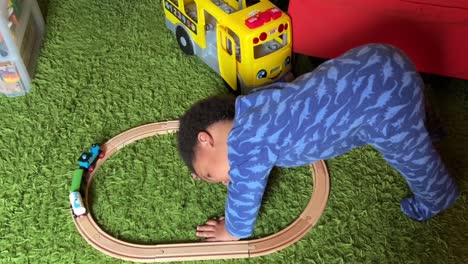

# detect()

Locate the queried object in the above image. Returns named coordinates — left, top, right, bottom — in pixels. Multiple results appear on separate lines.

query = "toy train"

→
left=78, top=144, right=104, bottom=172
left=70, top=144, right=105, bottom=217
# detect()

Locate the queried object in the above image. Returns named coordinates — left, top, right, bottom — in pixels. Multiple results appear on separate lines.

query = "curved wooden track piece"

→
left=72, top=121, right=330, bottom=262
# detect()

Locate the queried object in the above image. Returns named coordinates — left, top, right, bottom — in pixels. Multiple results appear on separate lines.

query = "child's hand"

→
left=196, top=217, right=240, bottom=242
left=191, top=173, right=200, bottom=180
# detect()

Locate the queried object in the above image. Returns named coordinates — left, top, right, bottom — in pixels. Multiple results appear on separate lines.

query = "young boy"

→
left=177, top=44, right=460, bottom=241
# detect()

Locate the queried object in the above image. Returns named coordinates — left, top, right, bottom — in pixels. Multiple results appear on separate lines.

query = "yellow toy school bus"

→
left=163, top=0, right=292, bottom=94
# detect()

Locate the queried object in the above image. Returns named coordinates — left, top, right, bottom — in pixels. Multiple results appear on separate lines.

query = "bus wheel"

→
left=176, top=26, right=194, bottom=55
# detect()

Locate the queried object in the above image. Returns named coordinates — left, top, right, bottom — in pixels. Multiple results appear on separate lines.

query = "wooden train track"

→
left=72, top=121, right=330, bottom=262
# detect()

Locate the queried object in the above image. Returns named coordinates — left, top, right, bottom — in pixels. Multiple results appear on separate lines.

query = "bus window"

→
left=245, top=0, right=260, bottom=7
left=226, top=38, right=233, bottom=55
left=212, top=0, right=236, bottom=14
left=227, top=29, right=242, bottom=62
left=225, top=0, right=258, bottom=10
left=254, top=32, right=288, bottom=59
left=204, top=11, right=217, bottom=31
left=184, top=0, right=198, bottom=22
left=279, top=33, right=287, bottom=46
left=169, top=0, right=179, bottom=6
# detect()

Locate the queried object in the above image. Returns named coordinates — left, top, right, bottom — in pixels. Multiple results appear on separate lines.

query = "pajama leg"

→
left=368, top=120, right=460, bottom=221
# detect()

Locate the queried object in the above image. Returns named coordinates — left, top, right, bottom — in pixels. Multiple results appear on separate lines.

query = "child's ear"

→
left=197, top=131, right=214, bottom=147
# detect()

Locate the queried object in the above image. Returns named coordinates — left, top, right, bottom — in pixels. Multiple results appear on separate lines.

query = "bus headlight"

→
left=257, top=69, right=267, bottom=79
left=285, top=56, right=291, bottom=65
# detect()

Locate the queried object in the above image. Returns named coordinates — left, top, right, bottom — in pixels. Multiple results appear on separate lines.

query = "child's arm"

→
left=195, top=149, right=274, bottom=241
left=224, top=146, right=276, bottom=239
left=197, top=146, right=276, bottom=241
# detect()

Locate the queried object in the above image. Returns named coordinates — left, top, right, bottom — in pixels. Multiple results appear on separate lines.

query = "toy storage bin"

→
left=0, top=0, right=44, bottom=97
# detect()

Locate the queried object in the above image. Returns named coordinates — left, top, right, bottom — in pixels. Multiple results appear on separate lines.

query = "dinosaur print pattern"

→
left=226, top=44, right=460, bottom=238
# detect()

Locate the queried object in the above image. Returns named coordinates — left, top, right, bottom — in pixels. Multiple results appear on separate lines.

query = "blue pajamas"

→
left=363, top=109, right=459, bottom=221
left=226, top=44, right=460, bottom=238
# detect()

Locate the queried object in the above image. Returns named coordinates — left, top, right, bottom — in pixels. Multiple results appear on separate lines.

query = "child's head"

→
left=177, top=95, right=236, bottom=184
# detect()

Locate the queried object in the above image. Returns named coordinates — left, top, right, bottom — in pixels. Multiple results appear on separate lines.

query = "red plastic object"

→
left=268, top=8, right=282, bottom=20
left=245, top=16, right=264, bottom=29
left=288, top=0, right=468, bottom=79
left=258, top=11, right=272, bottom=22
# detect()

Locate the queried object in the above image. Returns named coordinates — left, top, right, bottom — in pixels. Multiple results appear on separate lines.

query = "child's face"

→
left=191, top=130, right=231, bottom=186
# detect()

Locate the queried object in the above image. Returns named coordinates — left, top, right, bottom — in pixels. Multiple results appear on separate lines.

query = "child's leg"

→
left=347, top=44, right=460, bottom=220
left=368, top=119, right=460, bottom=221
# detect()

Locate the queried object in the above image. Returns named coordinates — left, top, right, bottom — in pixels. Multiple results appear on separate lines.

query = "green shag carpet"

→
left=0, top=1, right=467, bottom=263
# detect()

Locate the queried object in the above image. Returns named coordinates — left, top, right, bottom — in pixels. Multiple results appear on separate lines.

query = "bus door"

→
left=217, top=25, right=237, bottom=90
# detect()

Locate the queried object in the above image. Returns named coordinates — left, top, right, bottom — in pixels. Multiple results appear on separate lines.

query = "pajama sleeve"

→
left=225, top=145, right=277, bottom=238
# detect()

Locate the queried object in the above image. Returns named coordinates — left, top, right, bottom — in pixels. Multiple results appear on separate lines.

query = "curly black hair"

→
left=177, top=95, right=236, bottom=173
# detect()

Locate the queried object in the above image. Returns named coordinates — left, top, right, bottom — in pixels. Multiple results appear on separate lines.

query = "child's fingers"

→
left=197, top=225, right=215, bottom=232
left=196, top=231, right=214, bottom=238
left=204, top=219, right=218, bottom=225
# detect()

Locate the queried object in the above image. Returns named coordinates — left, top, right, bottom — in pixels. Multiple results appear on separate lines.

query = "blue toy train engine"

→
left=78, top=144, right=104, bottom=173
